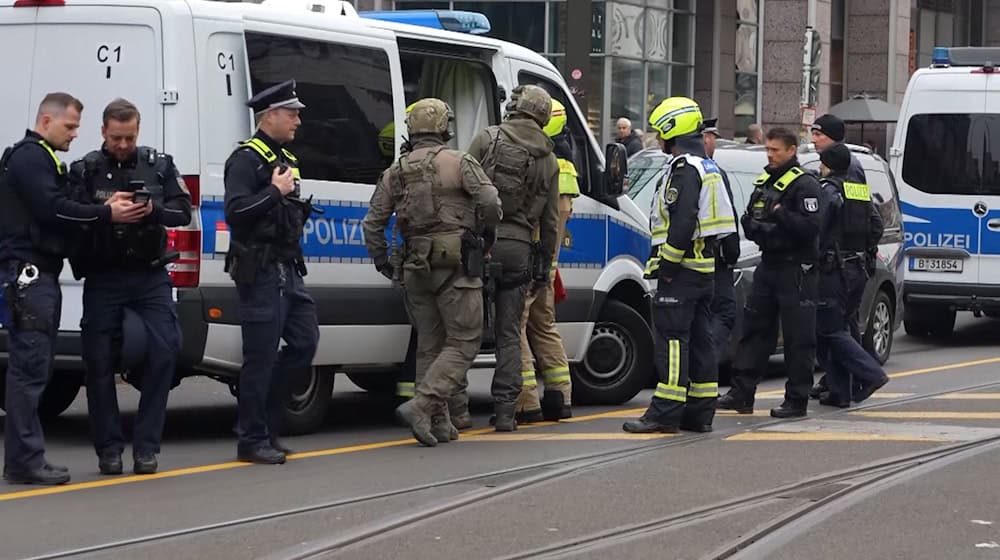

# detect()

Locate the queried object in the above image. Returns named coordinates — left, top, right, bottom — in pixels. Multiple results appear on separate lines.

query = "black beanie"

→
left=811, top=114, right=846, bottom=142
left=820, top=143, right=852, bottom=173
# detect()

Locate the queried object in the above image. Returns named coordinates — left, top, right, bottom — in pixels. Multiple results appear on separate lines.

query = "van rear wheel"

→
left=282, top=367, right=334, bottom=435
left=571, top=300, right=653, bottom=405
left=0, top=371, right=82, bottom=421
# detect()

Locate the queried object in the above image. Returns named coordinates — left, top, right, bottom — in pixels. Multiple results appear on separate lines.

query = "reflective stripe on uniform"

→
left=242, top=137, right=277, bottom=163
left=541, top=366, right=571, bottom=385
left=843, top=181, right=871, bottom=201
left=522, top=370, right=538, bottom=388
left=557, top=158, right=581, bottom=197
left=657, top=242, right=685, bottom=263
left=688, top=381, right=719, bottom=399
left=668, top=339, right=680, bottom=387
left=37, top=140, right=64, bottom=175
left=773, top=167, right=804, bottom=191
left=653, top=382, right=687, bottom=403
left=396, top=381, right=415, bottom=398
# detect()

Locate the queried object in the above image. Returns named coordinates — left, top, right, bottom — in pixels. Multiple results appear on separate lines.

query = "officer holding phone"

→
left=68, top=98, right=191, bottom=476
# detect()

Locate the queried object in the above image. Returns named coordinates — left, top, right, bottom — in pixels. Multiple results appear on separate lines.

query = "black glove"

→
left=375, top=260, right=394, bottom=280
left=657, top=258, right=682, bottom=281
left=864, top=249, right=877, bottom=277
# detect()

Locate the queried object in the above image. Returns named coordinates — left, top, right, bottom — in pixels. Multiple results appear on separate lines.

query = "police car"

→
left=627, top=141, right=905, bottom=369
left=0, top=0, right=652, bottom=433
left=891, top=46, right=1000, bottom=338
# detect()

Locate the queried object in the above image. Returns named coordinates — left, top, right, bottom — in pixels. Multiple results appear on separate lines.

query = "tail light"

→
left=168, top=175, right=202, bottom=288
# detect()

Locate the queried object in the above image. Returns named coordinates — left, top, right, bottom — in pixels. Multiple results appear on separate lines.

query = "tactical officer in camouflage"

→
left=363, top=98, right=501, bottom=446
left=467, top=84, right=560, bottom=432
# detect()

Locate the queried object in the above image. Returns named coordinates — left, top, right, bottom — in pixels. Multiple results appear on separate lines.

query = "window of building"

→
left=245, top=32, right=394, bottom=185
left=735, top=0, right=759, bottom=139
left=830, top=0, right=845, bottom=106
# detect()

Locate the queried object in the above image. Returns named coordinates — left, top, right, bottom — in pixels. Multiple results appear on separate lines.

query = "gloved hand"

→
left=864, top=249, right=877, bottom=277
left=657, top=258, right=682, bottom=282
left=376, top=261, right=394, bottom=280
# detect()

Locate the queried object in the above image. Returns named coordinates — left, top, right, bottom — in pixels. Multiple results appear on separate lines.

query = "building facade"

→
left=345, top=0, right=1000, bottom=146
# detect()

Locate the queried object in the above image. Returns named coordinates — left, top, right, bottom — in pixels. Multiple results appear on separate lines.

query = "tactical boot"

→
left=3, top=464, right=71, bottom=486
left=622, top=417, right=680, bottom=434
left=819, top=394, right=851, bottom=408
left=493, top=402, right=518, bottom=432
left=396, top=399, right=438, bottom=446
left=853, top=376, right=889, bottom=403
left=450, top=412, right=473, bottom=431
left=541, top=390, right=572, bottom=421
left=430, top=407, right=459, bottom=443
left=133, top=452, right=158, bottom=475
left=98, top=450, right=123, bottom=475
left=717, top=392, right=754, bottom=414
left=770, top=401, right=808, bottom=418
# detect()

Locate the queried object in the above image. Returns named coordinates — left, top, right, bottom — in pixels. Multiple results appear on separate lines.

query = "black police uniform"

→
left=0, top=131, right=115, bottom=485
left=710, top=166, right=740, bottom=369
left=224, top=80, right=319, bottom=463
left=721, top=157, right=822, bottom=417
left=68, top=145, right=192, bottom=474
left=815, top=172, right=888, bottom=406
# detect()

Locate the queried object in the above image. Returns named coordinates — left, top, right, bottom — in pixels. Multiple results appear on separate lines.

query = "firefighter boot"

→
left=395, top=399, right=438, bottom=447
left=541, top=390, right=572, bottom=421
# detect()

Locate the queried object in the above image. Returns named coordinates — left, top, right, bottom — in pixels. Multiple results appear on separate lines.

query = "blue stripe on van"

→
left=200, top=198, right=652, bottom=267
left=900, top=201, right=982, bottom=253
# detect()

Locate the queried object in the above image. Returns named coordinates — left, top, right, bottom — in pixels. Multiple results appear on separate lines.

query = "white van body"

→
left=891, top=47, right=1000, bottom=338
left=0, top=0, right=655, bottom=431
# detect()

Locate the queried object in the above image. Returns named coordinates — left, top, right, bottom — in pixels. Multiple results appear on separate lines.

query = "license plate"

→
left=909, top=257, right=963, bottom=272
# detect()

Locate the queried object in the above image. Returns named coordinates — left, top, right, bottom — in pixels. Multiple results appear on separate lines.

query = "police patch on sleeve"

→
left=665, top=187, right=679, bottom=204
left=803, top=197, right=819, bottom=213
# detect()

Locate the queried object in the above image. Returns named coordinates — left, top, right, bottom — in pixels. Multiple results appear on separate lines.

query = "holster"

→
left=461, top=231, right=484, bottom=278
left=531, top=241, right=547, bottom=283
left=6, top=276, right=50, bottom=332
left=819, top=251, right=842, bottom=274
left=225, top=240, right=261, bottom=286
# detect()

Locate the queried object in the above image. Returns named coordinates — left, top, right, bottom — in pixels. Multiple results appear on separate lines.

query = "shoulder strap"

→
left=280, top=147, right=298, bottom=164
left=773, top=166, right=804, bottom=192
left=752, top=172, right=769, bottom=186
left=240, top=137, right=277, bottom=164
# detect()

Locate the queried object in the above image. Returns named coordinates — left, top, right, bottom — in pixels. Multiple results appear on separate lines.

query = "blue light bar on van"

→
left=360, top=10, right=491, bottom=34
left=931, top=47, right=951, bottom=67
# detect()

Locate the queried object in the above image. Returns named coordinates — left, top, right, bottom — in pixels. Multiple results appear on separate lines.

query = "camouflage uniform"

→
left=363, top=99, right=500, bottom=446
left=466, top=85, right=560, bottom=431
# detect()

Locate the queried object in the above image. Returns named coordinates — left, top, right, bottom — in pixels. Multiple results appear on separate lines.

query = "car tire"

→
left=346, top=373, right=397, bottom=395
left=0, top=371, right=82, bottom=421
left=281, top=366, right=334, bottom=436
left=572, top=300, right=654, bottom=405
left=863, top=290, right=894, bottom=365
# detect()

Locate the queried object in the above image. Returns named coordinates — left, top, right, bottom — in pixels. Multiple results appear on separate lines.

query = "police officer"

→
left=69, top=98, right=192, bottom=475
left=363, top=98, right=500, bottom=446
left=718, top=127, right=823, bottom=418
left=0, top=92, right=144, bottom=485
left=814, top=144, right=889, bottom=406
left=514, top=99, right=579, bottom=423
left=622, top=98, right=736, bottom=434
left=224, top=80, right=320, bottom=464
left=467, top=85, right=560, bottom=432
left=702, top=118, right=741, bottom=377
left=809, top=113, right=878, bottom=399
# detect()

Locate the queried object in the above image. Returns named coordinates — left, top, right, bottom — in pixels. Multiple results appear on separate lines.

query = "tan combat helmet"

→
left=505, top=85, right=552, bottom=127
left=405, top=98, right=454, bottom=138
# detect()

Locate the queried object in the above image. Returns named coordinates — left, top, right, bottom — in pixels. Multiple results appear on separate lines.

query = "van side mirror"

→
left=603, top=143, right=628, bottom=197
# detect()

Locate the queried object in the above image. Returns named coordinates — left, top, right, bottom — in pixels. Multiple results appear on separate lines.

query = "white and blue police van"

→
left=0, top=0, right=653, bottom=433
left=892, top=46, right=1000, bottom=339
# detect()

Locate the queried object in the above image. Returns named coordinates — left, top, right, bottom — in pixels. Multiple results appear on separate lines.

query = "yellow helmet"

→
left=648, top=97, right=703, bottom=141
left=543, top=99, right=567, bottom=138
left=378, top=102, right=420, bottom=156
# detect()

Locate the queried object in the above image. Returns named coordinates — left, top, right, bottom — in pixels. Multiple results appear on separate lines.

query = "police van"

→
left=0, top=0, right=651, bottom=433
left=892, top=46, right=1000, bottom=338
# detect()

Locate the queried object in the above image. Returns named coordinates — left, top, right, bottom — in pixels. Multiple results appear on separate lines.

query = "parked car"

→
left=626, top=142, right=905, bottom=368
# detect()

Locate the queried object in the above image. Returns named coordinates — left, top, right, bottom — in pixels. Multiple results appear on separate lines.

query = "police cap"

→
left=702, top=117, right=722, bottom=138
left=247, top=79, right=306, bottom=114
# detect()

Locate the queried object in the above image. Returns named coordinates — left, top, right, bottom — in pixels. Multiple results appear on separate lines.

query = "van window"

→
left=245, top=33, right=394, bottom=185
left=902, top=113, right=1000, bottom=195
left=399, top=50, right=498, bottom=151
left=518, top=72, right=597, bottom=196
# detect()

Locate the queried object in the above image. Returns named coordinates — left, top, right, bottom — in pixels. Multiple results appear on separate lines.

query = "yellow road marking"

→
left=756, top=356, right=1000, bottom=397
left=852, top=412, right=1000, bottom=420
left=715, top=410, right=773, bottom=417
left=560, top=408, right=649, bottom=421
left=725, top=432, right=946, bottom=442
left=461, top=433, right=676, bottom=442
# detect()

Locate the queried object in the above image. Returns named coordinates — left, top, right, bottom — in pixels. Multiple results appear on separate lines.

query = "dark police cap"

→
left=702, top=117, right=721, bottom=137
left=820, top=142, right=852, bottom=173
left=247, top=79, right=306, bottom=113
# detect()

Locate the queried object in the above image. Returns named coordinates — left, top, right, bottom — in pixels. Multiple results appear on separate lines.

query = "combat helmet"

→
left=505, top=85, right=552, bottom=127
left=406, top=98, right=455, bottom=138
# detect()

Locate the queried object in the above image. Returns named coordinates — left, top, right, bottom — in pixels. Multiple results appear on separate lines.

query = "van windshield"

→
left=902, top=113, right=1000, bottom=195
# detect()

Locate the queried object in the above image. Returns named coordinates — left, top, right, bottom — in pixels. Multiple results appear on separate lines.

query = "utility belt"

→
left=225, top=239, right=306, bottom=286
left=2, top=262, right=53, bottom=332
left=402, top=230, right=486, bottom=280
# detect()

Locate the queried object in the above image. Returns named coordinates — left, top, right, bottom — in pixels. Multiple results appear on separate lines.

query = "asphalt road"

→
left=2, top=312, right=1000, bottom=560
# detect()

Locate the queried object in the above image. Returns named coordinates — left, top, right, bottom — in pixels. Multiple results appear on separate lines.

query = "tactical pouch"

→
left=225, top=240, right=258, bottom=286
left=531, top=241, right=547, bottom=282
left=403, top=236, right=433, bottom=272
left=461, top=231, right=484, bottom=278
left=429, top=232, right=463, bottom=270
